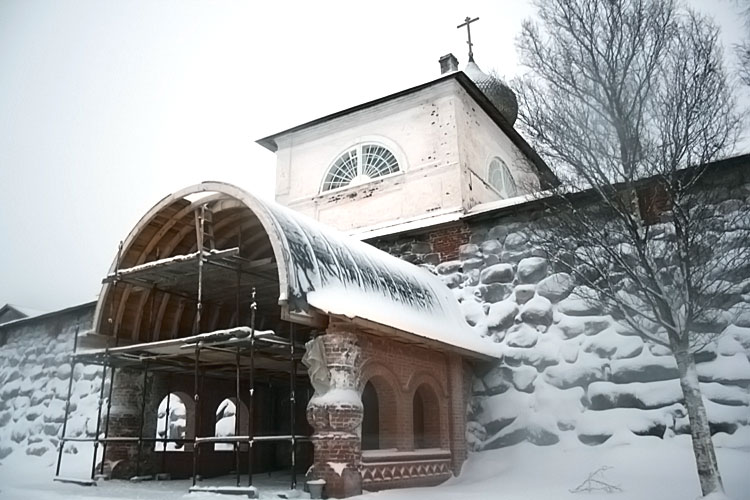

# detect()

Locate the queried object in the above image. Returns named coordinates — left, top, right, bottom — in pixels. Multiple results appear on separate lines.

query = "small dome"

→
left=463, top=61, right=518, bottom=126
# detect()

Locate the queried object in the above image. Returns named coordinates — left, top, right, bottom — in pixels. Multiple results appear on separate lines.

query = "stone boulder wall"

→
left=0, top=305, right=103, bottom=465
left=373, top=212, right=750, bottom=451
left=446, top=232, right=750, bottom=450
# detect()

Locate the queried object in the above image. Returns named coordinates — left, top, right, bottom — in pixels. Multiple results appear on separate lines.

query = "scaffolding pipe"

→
left=289, top=323, right=297, bottom=491
left=194, top=205, right=206, bottom=337
left=90, top=362, right=108, bottom=480
left=235, top=346, right=241, bottom=487
left=55, top=321, right=80, bottom=477
left=161, top=391, right=171, bottom=473
left=94, top=240, right=122, bottom=478
left=135, top=362, right=150, bottom=477
left=247, top=288, right=256, bottom=488
left=235, top=254, right=241, bottom=487
left=191, top=341, right=202, bottom=487
left=99, top=366, right=117, bottom=475
left=191, top=204, right=206, bottom=487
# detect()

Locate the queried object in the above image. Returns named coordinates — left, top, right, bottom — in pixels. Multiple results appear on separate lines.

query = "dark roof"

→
left=255, top=72, right=559, bottom=189
left=0, top=304, right=28, bottom=324
left=0, top=301, right=95, bottom=331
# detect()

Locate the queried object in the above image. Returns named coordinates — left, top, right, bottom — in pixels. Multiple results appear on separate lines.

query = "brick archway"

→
left=154, top=390, right=195, bottom=452
left=213, top=397, right=250, bottom=451
left=412, top=383, right=442, bottom=449
left=360, top=364, right=400, bottom=450
left=405, top=372, right=449, bottom=450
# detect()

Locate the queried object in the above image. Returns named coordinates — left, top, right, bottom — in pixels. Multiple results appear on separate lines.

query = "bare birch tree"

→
left=515, top=0, right=745, bottom=496
left=736, top=1, right=750, bottom=85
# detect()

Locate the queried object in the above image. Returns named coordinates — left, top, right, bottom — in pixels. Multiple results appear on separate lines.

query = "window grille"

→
left=322, top=144, right=400, bottom=192
left=488, top=157, right=518, bottom=198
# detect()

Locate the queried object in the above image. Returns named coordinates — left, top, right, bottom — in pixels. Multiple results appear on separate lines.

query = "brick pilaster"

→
left=446, top=354, right=467, bottom=475
left=306, top=330, right=363, bottom=498
left=104, top=368, right=164, bottom=478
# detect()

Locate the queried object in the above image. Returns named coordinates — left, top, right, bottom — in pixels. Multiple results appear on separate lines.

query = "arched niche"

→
left=154, top=392, right=194, bottom=451
left=214, top=397, right=250, bottom=451
left=412, top=383, right=442, bottom=449
left=360, top=374, right=399, bottom=450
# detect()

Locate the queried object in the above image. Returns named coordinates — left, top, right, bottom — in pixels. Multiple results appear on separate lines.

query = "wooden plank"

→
left=188, top=485, right=257, bottom=497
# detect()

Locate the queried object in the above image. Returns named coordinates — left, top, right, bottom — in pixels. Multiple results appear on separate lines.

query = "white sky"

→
left=0, top=0, right=747, bottom=312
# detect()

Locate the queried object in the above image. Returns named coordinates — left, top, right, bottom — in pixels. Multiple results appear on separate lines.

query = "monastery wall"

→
left=368, top=163, right=750, bottom=451
left=0, top=303, right=102, bottom=468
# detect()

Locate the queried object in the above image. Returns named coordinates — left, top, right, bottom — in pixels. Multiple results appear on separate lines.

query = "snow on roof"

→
left=95, top=182, right=501, bottom=359
left=0, top=304, right=46, bottom=324
left=250, top=192, right=502, bottom=359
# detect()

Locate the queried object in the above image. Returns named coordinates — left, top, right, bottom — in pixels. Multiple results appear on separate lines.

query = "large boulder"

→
left=475, top=283, right=512, bottom=303
left=440, top=273, right=465, bottom=289
left=506, top=324, right=540, bottom=349
left=459, top=243, right=481, bottom=260
left=480, top=239, right=503, bottom=255
left=610, top=353, right=679, bottom=383
left=558, top=292, right=602, bottom=316
left=519, top=296, right=553, bottom=326
left=503, top=232, right=529, bottom=252
left=463, top=257, right=485, bottom=272
left=544, top=361, right=606, bottom=389
left=536, top=273, right=575, bottom=302
left=480, top=264, right=515, bottom=284
left=557, top=315, right=611, bottom=339
left=436, top=260, right=462, bottom=275
left=517, top=257, right=549, bottom=284
left=514, top=285, right=536, bottom=305
left=487, top=300, right=519, bottom=331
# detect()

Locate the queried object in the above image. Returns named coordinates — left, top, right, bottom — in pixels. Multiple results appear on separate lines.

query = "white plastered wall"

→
left=271, top=78, right=543, bottom=232
left=273, top=80, right=466, bottom=232
left=453, top=86, right=540, bottom=211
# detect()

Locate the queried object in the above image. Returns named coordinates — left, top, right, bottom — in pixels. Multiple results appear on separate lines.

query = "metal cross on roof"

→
left=457, top=16, right=480, bottom=62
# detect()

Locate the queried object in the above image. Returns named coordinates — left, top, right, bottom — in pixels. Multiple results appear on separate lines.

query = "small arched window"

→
left=155, top=393, right=188, bottom=451
left=321, top=144, right=400, bottom=192
left=215, top=398, right=237, bottom=451
left=488, top=157, right=518, bottom=198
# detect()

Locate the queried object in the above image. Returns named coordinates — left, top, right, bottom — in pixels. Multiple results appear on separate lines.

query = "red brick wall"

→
left=105, top=369, right=313, bottom=480
left=356, top=332, right=454, bottom=453
left=428, top=223, right=471, bottom=261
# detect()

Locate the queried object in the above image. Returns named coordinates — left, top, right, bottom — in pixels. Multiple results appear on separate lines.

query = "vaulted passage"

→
left=56, top=182, right=495, bottom=498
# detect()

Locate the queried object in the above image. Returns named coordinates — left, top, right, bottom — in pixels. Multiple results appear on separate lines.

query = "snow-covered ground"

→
left=0, top=436, right=747, bottom=500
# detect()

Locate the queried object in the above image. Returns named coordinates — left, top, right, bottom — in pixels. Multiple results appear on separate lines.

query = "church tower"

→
left=256, top=19, right=557, bottom=236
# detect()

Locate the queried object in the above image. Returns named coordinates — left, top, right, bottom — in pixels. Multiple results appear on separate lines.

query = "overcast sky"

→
left=0, top=0, right=747, bottom=313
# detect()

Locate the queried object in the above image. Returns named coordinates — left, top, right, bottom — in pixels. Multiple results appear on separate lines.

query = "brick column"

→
left=306, top=329, right=363, bottom=498
left=104, top=368, right=164, bottom=478
left=446, top=353, right=468, bottom=475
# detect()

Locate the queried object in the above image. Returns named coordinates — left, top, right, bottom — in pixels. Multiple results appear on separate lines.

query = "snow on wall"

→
left=371, top=171, right=750, bottom=450
left=0, top=304, right=103, bottom=465
left=468, top=244, right=748, bottom=448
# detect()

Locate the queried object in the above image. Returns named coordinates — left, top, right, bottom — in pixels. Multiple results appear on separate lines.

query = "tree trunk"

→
left=672, top=342, right=724, bottom=497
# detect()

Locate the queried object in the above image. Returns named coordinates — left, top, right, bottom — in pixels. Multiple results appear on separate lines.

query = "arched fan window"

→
left=321, top=144, right=400, bottom=192
left=488, top=157, right=518, bottom=198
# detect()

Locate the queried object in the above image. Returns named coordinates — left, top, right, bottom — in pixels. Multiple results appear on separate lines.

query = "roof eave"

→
left=254, top=73, right=459, bottom=153
left=253, top=72, right=559, bottom=188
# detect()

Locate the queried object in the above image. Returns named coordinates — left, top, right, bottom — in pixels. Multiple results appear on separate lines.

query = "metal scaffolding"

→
left=54, top=205, right=310, bottom=497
